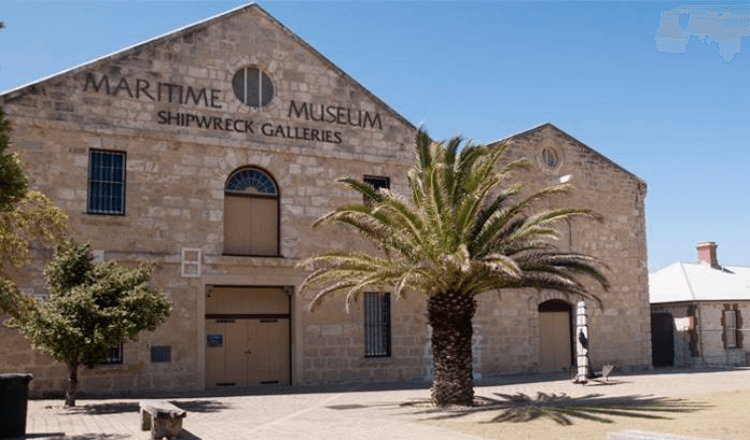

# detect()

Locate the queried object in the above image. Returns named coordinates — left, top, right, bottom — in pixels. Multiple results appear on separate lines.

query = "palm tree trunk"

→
left=65, top=364, right=78, bottom=407
left=428, top=292, right=476, bottom=407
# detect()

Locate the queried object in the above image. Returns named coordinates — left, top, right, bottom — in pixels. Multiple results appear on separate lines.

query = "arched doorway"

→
left=538, top=299, right=573, bottom=373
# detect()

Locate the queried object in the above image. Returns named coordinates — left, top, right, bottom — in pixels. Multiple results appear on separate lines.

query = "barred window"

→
left=101, top=344, right=123, bottom=365
left=151, top=345, right=172, bottom=363
left=364, top=292, right=391, bottom=357
left=363, top=175, right=389, bottom=206
left=88, top=150, right=126, bottom=215
left=232, top=67, right=274, bottom=108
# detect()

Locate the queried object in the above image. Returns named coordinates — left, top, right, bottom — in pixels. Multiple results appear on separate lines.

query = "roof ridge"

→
left=249, top=4, right=416, bottom=132
left=488, top=122, right=645, bottom=186
left=0, top=3, right=417, bottom=133
left=1, top=3, right=257, bottom=98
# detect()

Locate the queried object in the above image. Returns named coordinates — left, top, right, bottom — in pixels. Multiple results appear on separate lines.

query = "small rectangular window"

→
left=363, top=175, right=390, bottom=206
left=101, top=344, right=123, bottom=365
left=364, top=292, right=391, bottom=357
left=88, top=150, right=126, bottom=215
left=151, top=345, right=172, bottom=363
left=724, top=309, right=738, bottom=348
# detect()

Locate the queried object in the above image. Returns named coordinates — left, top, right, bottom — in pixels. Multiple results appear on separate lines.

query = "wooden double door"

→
left=205, top=286, right=290, bottom=387
left=538, top=300, right=573, bottom=373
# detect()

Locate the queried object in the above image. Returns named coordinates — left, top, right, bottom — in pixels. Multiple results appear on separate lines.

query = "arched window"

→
left=223, top=167, right=279, bottom=256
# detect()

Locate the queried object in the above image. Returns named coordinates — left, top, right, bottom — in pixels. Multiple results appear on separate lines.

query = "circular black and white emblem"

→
left=232, top=67, right=274, bottom=108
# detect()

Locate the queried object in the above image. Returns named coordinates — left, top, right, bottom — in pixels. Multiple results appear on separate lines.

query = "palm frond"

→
left=300, top=126, right=608, bottom=311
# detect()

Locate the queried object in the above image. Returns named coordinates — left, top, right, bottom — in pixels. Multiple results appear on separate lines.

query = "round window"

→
left=232, top=67, right=274, bottom=108
left=541, top=147, right=559, bottom=170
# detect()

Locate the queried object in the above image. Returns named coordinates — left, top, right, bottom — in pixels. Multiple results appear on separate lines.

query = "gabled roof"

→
left=0, top=3, right=416, bottom=132
left=491, top=122, right=646, bottom=187
left=650, top=262, right=750, bottom=303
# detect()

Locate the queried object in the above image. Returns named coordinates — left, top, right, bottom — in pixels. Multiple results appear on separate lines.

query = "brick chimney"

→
left=696, top=241, right=719, bottom=268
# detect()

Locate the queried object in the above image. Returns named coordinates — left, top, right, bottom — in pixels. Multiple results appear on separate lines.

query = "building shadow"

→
left=176, top=428, right=201, bottom=439
left=617, top=365, right=750, bottom=378
left=14, top=433, right=65, bottom=439
left=30, top=366, right=749, bottom=403
left=20, top=434, right=129, bottom=440
left=403, top=392, right=709, bottom=425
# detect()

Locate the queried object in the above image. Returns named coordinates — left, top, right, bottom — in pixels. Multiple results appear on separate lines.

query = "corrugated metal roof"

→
left=650, top=262, right=750, bottom=303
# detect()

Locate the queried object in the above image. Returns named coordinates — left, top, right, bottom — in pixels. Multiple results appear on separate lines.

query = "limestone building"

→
left=650, top=242, right=750, bottom=368
left=0, top=4, right=651, bottom=397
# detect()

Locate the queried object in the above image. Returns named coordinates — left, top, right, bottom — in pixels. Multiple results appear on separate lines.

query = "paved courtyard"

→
left=19, top=367, right=750, bottom=440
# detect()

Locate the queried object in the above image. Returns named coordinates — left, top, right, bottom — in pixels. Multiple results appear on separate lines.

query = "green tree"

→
left=0, top=103, right=67, bottom=316
left=0, top=106, right=29, bottom=209
left=6, top=241, right=172, bottom=407
left=299, top=128, right=609, bottom=407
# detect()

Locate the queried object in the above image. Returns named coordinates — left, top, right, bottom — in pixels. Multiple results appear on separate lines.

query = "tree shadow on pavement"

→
left=57, top=399, right=229, bottom=415
left=60, top=402, right=139, bottom=415
left=169, top=399, right=231, bottom=413
left=403, top=392, right=709, bottom=425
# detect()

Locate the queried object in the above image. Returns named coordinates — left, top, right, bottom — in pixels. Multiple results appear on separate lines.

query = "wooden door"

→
left=250, top=198, right=278, bottom=256
left=224, top=197, right=278, bottom=256
left=223, top=197, right=252, bottom=255
left=539, top=311, right=572, bottom=372
left=205, top=320, right=226, bottom=387
left=205, top=287, right=291, bottom=387
left=245, top=319, right=290, bottom=385
left=224, top=320, right=248, bottom=386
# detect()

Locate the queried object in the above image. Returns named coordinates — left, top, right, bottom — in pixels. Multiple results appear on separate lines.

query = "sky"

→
left=0, top=1, right=748, bottom=271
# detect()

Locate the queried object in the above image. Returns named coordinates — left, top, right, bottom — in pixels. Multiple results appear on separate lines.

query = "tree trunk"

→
left=428, top=291, right=476, bottom=407
left=65, top=364, right=78, bottom=407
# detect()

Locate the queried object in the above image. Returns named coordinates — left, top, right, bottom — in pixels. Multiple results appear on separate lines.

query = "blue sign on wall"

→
left=207, top=333, right=223, bottom=347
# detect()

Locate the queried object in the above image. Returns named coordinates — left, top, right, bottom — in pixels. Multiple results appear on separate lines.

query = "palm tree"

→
left=298, top=128, right=609, bottom=407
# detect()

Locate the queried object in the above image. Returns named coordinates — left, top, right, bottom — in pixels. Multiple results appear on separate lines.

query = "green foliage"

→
left=0, top=105, right=67, bottom=316
left=300, top=127, right=610, bottom=406
left=299, top=127, right=609, bottom=309
left=0, top=106, right=29, bottom=210
left=6, top=241, right=172, bottom=368
left=44, top=238, right=94, bottom=294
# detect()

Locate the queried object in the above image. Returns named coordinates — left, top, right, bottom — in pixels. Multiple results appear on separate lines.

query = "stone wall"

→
left=471, top=125, right=652, bottom=373
left=0, top=4, right=650, bottom=397
left=653, top=302, right=750, bottom=368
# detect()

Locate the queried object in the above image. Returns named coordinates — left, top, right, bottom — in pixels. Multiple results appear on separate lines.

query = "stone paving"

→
left=19, top=367, right=750, bottom=440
